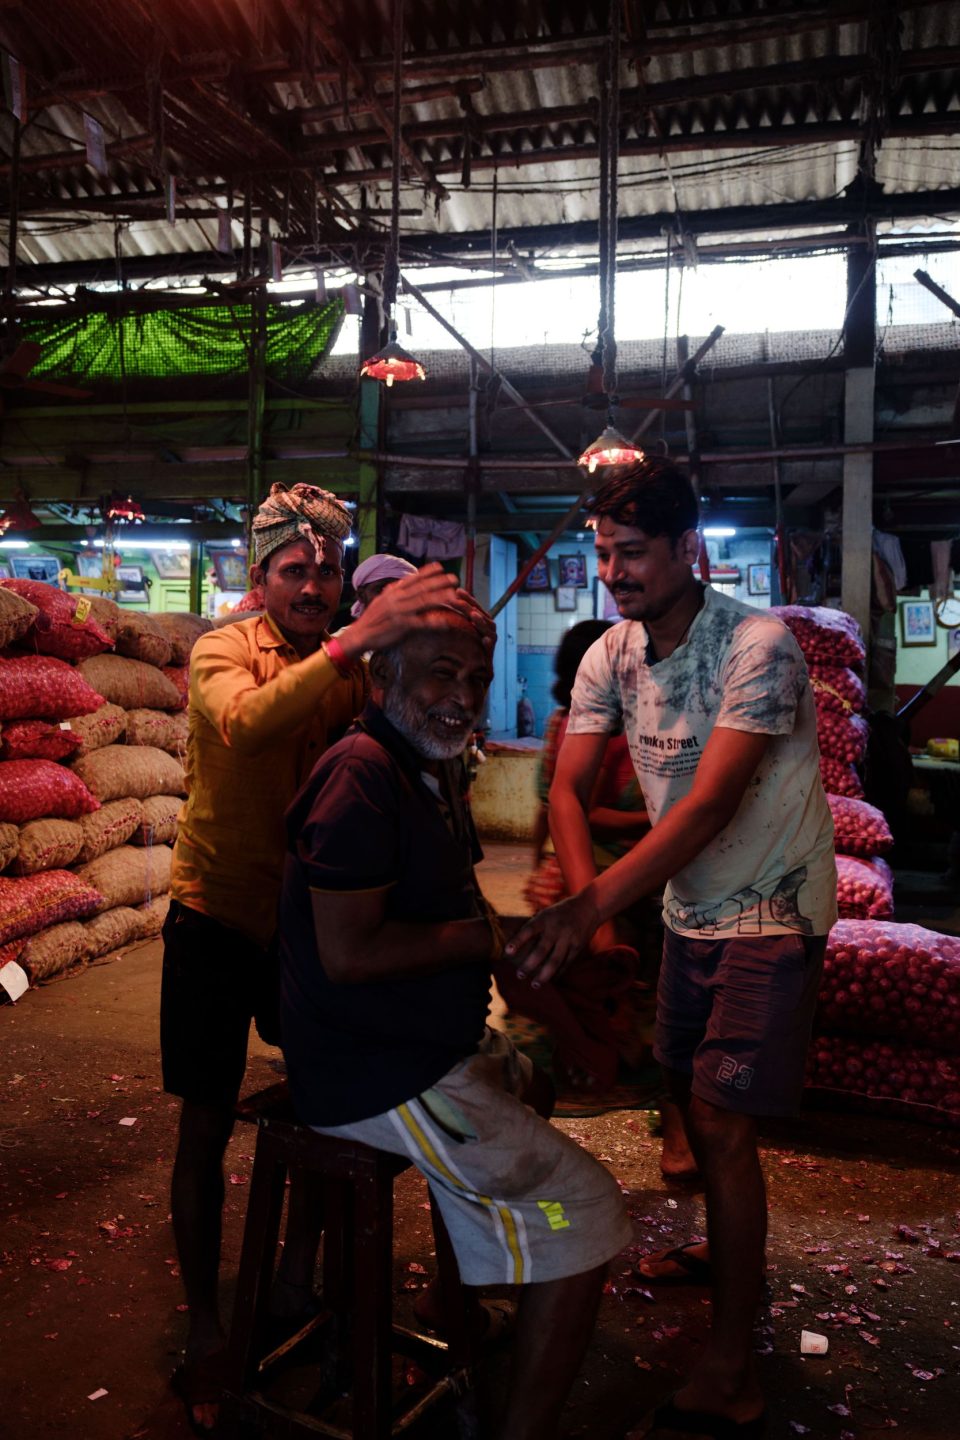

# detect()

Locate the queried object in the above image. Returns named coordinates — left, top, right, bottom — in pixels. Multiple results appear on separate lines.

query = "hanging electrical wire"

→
left=578, top=0, right=645, bottom=475
left=359, top=0, right=425, bottom=387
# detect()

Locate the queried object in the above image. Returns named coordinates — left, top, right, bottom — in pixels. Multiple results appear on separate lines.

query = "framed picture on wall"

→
left=593, top=577, right=621, bottom=622
left=522, top=557, right=551, bottom=592
left=747, top=563, right=771, bottom=596
left=211, top=550, right=250, bottom=592
left=116, top=564, right=149, bottom=604
left=558, top=553, right=588, bottom=588
left=900, top=599, right=936, bottom=646
left=151, top=549, right=192, bottom=580
left=9, top=554, right=62, bottom=584
left=555, top=584, right=577, bottom=612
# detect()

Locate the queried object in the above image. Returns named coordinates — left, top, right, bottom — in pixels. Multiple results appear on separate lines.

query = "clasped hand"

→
left=503, top=890, right=601, bottom=987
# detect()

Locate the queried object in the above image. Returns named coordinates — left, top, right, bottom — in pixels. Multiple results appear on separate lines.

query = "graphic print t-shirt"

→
left=567, top=586, right=837, bottom=939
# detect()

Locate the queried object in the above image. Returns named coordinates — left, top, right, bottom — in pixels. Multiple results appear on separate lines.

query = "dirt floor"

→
left=1, top=845, right=959, bottom=1439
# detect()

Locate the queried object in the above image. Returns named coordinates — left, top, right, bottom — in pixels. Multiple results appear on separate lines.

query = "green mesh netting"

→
left=20, top=298, right=344, bottom=384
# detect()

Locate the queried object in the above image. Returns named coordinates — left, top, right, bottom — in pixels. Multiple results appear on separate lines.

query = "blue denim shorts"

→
left=654, top=929, right=826, bottom=1117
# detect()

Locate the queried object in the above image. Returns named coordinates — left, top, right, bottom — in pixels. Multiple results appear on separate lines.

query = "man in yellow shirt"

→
left=162, top=482, right=474, bottom=1431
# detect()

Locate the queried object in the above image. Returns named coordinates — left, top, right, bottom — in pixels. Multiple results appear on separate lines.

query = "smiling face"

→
left=594, top=515, right=700, bottom=624
left=373, top=621, right=494, bottom=762
left=251, top=536, right=344, bottom=653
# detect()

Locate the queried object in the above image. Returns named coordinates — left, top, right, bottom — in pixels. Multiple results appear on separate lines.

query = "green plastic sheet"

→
left=21, top=298, right=344, bottom=383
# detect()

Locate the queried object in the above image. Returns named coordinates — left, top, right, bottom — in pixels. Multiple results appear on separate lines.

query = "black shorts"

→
left=160, top=900, right=280, bottom=1109
left=654, top=929, right=826, bottom=1117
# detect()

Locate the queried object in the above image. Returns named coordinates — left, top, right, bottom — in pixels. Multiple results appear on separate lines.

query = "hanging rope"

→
left=381, top=0, right=403, bottom=335
left=599, top=0, right=621, bottom=420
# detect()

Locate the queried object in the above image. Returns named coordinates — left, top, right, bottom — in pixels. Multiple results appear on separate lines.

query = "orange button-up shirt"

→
left=171, top=614, right=366, bottom=947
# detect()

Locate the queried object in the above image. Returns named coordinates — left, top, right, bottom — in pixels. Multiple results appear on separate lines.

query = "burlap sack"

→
left=73, top=843, right=173, bottom=912
left=65, top=702, right=127, bottom=757
left=149, top=612, right=211, bottom=666
left=124, top=708, right=188, bottom=756
left=0, top=586, right=39, bottom=650
left=78, top=655, right=180, bottom=711
left=133, top=893, right=170, bottom=939
left=132, top=794, right=181, bottom=846
left=86, top=595, right=122, bottom=642
left=13, top=819, right=84, bottom=876
left=19, top=921, right=89, bottom=982
left=83, top=905, right=142, bottom=959
left=113, top=610, right=172, bottom=667
left=0, top=821, right=19, bottom=869
left=77, top=797, right=143, bottom=864
left=71, top=745, right=186, bottom=802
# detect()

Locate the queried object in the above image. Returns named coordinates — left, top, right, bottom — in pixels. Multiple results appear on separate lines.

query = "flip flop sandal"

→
left=634, top=1393, right=767, bottom=1439
left=633, top=1241, right=713, bottom=1287
left=170, top=1349, right=229, bottom=1437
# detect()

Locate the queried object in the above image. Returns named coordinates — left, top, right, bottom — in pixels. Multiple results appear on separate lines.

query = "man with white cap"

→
left=350, top=551, right=419, bottom=617
left=162, top=482, right=486, bottom=1432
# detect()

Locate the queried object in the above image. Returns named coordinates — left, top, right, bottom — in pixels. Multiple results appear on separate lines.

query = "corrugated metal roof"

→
left=0, top=1, right=958, bottom=276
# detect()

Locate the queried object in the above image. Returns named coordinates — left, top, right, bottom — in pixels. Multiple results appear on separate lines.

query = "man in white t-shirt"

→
left=505, top=459, right=836, bottom=1438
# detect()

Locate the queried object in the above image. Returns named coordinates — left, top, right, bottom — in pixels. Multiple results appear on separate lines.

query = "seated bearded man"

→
left=279, top=608, right=632, bottom=1440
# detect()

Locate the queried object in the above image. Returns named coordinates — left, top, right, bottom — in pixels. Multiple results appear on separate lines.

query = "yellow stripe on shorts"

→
left=397, top=1101, right=526, bottom=1284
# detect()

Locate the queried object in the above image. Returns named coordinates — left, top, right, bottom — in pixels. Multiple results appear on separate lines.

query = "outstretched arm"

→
left=311, top=885, right=503, bottom=983
left=506, top=726, right=772, bottom=985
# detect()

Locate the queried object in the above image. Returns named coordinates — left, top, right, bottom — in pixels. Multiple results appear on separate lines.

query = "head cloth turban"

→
left=349, top=553, right=418, bottom=617
left=252, top=482, right=353, bottom=567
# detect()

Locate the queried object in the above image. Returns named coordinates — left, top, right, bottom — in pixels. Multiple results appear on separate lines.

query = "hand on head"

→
left=340, top=563, right=495, bottom=661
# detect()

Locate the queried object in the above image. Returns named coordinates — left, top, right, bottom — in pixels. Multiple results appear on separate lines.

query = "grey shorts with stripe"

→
left=312, top=1028, right=633, bottom=1286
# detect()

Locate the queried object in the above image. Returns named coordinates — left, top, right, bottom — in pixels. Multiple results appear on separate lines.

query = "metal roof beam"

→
left=298, top=47, right=960, bottom=161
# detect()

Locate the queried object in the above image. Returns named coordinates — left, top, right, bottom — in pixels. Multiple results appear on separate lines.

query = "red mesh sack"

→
left=819, top=755, right=864, bottom=799
left=1, top=718, right=83, bottom=762
left=231, top=587, right=263, bottom=613
left=835, top=857, right=894, bottom=920
left=809, top=665, right=866, bottom=715
left=806, top=1034, right=959, bottom=1128
left=817, top=710, right=869, bottom=764
left=828, top=794, right=893, bottom=858
left=0, top=759, right=100, bottom=823
left=769, top=605, right=865, bottom=666
left=0, top=655, right=105, bottom=721
left=161, top=665, right=190, bottom=712
left=0, top=580, right=112, bottom=660
left=0, top=868, right=103, bottom=946
left=818, top=920, right=960, bottom=1050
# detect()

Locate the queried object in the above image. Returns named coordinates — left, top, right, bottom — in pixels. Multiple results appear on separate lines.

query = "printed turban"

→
left=252, top=482, right=353, bottom=567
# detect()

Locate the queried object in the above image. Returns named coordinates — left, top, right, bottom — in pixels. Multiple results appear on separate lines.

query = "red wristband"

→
left=323, top=635, right=357, bottom=677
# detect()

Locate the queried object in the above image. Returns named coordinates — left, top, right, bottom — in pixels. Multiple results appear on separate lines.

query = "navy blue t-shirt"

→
left=279, top=702, right=492, bottom=1125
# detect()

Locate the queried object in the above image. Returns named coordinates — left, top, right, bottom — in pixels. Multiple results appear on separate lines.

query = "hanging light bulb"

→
left=103, top=492, right=145, bottom=524
left=360, top=338, right=425, bottom=387
left=578, top=424, right=645, bottom=475
left=360, top=0, right=426, bottom=387
left=0, top=493, right=42, bottom=534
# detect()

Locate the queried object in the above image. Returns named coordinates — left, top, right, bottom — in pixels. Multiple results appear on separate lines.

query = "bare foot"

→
left=658, top=1099, right=699, bottom=1180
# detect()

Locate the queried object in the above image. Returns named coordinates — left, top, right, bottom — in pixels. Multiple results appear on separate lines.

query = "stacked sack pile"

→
left=0, top=581, right=209, bottom=998
left=770, top=604, right=958, bottom=1126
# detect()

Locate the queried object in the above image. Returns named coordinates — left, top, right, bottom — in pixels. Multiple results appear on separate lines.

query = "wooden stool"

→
left=222, top=1081, right=476, bottom=1439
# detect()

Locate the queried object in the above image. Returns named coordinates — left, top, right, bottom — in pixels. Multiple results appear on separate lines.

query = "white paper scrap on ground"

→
left=87, top=1388, right=108, bottom=1401
left=118, top=1117, right=138, bottom=1127
left=800, top=1330, right=829, bottom=1355
left=0, top=960, right=28, bottom=1003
